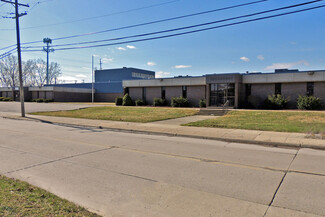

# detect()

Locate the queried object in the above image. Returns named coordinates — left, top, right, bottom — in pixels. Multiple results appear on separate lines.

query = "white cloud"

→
left=75, top=74, right=87, bottom=78
left=240, top=57, right=250, bottom=62
left=102, top=57, right=113, bottom=63
left=81, top=67, right=91, bottom=71
left=57, top=75, right=83, bottom=83
left=174, top=65, right=192, bottom=69
left=257, top=55, right=265, bottom=61
left=265, top=60, right=309, bottom=70
left=156, top=71, right=171, bottom=78
left=126, top=45, right=136, bottom=49
left=147, top=61, right=156, bottom=66
left=117, top=47, right=126, bottom=51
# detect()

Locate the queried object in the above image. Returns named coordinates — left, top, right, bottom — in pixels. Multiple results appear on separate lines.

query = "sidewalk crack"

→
left=5, top=147, right=116, bottom=174
left=262, top=149, right=299, bottom=217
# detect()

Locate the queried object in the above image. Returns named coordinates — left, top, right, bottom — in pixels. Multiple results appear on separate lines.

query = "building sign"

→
left=206, top=74, right=241, bottom=84
left=132, top=72, right=154, bottom=79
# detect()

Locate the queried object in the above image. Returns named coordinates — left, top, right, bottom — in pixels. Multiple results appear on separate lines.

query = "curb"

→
left=3, top=115, right=325, bottom=151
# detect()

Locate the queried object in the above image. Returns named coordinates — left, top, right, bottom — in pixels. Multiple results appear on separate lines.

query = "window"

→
left=307, top=82, right=314, bottom=96
left=142, top=87, right=146, bottom=100
left=275, top=83, right=281, bottom=95
left=245, top=84, right=251, bottom=97
left=161, top=87, right=166, bottom=99
left=182, top=86, right=187, bottom=98
left=209, top=83, right=235, bottom=107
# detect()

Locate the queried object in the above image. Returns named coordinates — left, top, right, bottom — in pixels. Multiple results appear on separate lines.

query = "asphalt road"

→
left=0, top=117, right=325, bottom=217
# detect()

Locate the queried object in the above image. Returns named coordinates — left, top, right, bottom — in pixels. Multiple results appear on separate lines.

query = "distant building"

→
left=123, top=69, right=325, bottom=108
left=0, top=67, right=155, bottom=102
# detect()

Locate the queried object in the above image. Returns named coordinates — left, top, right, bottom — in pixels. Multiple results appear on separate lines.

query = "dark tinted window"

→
left=307, top=82, right=314, bottom=96
left=275, top=83, right=281, bottom=95
left=182, top=86, right=187, bottom=98
left=142, top=87, right=146, bottom=100
left=245, top=84, right=251, bottom=97
left=161, top=87, right=166, bottom=99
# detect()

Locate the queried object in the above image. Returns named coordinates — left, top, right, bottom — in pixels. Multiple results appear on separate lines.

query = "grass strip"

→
left=0, top=175, right=100, bottom=217
left=32, top=106, right=199, bottom=123
left=184, top=110, right=325, bottom=133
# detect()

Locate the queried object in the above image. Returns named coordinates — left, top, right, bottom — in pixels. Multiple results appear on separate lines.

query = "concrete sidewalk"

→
left=2, top=113, right=325, bottom=150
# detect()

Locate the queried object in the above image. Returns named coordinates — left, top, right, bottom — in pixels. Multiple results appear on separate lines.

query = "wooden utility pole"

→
left=1, top=0, right=29, bottom=117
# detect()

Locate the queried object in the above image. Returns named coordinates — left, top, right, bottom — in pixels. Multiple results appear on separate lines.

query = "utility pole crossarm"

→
left=0, top=0, right=29, bottom=7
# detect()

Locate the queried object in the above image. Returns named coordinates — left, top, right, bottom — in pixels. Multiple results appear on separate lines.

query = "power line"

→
left=49, top=0, right=269, bottom=41
left=0, top=47, right=17, bottom=59
left=0, top=0, right=269, bottom=50
left=0, top=0, right=180, bottom=31
left=22, top=0, right=325, bottom=49
left=23, top=4, right=324, bottom=52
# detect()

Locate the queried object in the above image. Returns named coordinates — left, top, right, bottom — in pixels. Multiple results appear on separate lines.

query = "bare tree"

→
left=48, top=61, right=62, bottom=84
left=0, top=56, right=62, bottom=87
left=0, top=55, right=19, bottom=87
left=23, top=58, right=62, bottom=87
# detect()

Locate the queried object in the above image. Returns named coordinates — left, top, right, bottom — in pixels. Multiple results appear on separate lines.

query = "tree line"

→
left=0, top=55, right=62, bottom=87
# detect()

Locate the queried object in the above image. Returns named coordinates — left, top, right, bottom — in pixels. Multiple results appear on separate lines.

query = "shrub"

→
left=122, top=94, right=134, bottom=106
left=44, top=99, right=54, bottom=103
left=2, top=97, right=13, bottom=101
left=171, top=97, right=189, bottom=107
left=135, top=99, right=146, bottom=106
left=36, top=98, right=44, bottom=103
left=115, top=97, right=123, bottom=106
left=199, top=99, right=206, bottom=108
left=153, top=98, right=167, bottom=106
left=0, top=97, right=4, bottom=101
left=297, top=95, right=322, bottom=110
left=263, top=94, right=289, bottom=110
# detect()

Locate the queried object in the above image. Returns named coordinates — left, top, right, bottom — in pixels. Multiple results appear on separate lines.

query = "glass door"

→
left=209, top=83, right=235, bottom=107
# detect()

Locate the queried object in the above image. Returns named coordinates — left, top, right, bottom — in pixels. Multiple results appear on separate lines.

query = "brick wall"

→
left=145, top=87, right=161, bottom=105
left=314, top=82, right=325, bottom=106
left=53, top=92, right=92, bottom=102
left=165, top=86, right=182, bottom=104
left=250, top=84, right=274, bottom=108
left=129, top=87, right=143, bottom=101
left=282, top=83, right=306, bottom=108
left=95, top=93, right=123, bottom=102
left=187, top=86, right=206, bottom=107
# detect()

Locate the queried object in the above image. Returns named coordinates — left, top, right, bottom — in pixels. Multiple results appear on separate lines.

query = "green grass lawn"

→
left=32, top=106, right=199, bottom=123
left=0, top=175, right=100, bottom=217
left=184, top=110, right=325, bottom=133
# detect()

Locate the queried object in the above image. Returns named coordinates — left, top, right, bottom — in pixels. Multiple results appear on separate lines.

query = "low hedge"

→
left=0, top=97, right=13, bottom=101
left=115, top=97, right=123, bottom=106
left=263, top=94, right=289, bottom=110
left=297, top=95, right=322, bottom=110
left=153, top=98, right=167, bottom=106
left=122, top=94, right=134, bottom=106
left=199, top=99, right=206, bottom=108
left=135, top=99, right=146, bottom=106
left=32, top=98, right=54, bottom=103
left=171, top=97, right=189, bottom=107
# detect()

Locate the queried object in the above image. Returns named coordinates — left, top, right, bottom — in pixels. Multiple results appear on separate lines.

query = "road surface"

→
left=0, top=117, right=324, bottom=217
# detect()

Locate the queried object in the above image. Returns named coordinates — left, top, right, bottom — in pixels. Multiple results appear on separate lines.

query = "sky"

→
left=0, top=0, right=324, bottom=83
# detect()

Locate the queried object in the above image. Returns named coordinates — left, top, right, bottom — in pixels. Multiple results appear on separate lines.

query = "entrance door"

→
left=209, top=83, right=235, bottom=107
left=216, top=84, right=227, bottom=106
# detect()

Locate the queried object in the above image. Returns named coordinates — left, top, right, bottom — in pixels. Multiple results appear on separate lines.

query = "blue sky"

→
left=0, top=0, right=324, bottom=82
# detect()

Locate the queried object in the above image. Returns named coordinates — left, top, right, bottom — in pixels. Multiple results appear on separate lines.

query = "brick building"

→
left=123, top=69, right=325, bottom=108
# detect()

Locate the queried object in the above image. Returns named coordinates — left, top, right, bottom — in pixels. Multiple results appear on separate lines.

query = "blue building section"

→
left=48, top=67, right=155, bottom=102
left=95, top=67, right=155, bottom=82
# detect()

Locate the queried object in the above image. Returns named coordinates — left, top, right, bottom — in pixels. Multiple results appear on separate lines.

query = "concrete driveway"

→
left=1, top=117, right=325, bottom=216
left=0, top=101, right=108, bottom=113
